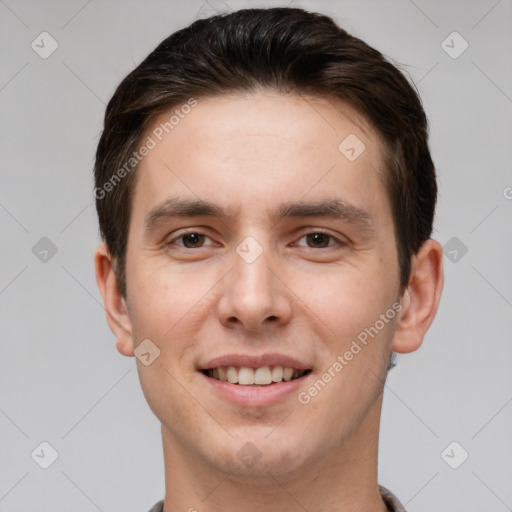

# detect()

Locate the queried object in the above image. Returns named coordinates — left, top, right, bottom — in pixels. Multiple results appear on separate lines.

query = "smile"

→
left=199, top=353, right=313, bottom=406
left=202, top=366, right=311, bottom=385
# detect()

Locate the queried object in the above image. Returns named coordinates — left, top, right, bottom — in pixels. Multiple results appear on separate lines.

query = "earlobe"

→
left=391, top=239, right=444, bottom=354
left=94, top=243, right=135, bottom=357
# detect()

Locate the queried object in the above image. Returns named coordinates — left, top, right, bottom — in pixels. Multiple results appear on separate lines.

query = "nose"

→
left=216, top=242, right=293, bottom=334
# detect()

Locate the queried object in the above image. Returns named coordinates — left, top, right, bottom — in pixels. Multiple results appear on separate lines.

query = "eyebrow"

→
left=144, top=196, right=374, bottom=233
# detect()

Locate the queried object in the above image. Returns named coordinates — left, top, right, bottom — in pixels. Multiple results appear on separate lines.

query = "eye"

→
left=169, top=232, right=214, bottom=249
left=295, top=232, right=342, bottom=249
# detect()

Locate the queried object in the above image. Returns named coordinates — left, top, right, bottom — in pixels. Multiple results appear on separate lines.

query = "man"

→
left=94, top=7, right=443, bottom=511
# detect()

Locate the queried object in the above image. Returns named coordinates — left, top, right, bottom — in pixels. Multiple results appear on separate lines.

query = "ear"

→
left=392, top=239, right=444, bottom=354
left=94, top=243, right=135, bottom=357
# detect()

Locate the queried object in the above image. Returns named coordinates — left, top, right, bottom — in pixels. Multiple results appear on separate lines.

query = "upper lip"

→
left=200, top=353, right=311, bottom=370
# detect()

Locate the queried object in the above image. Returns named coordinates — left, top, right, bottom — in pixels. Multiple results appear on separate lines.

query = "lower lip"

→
left=201, top=372, right=310, bottom=407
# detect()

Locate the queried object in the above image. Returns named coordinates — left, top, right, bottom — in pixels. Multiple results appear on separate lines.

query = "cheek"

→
left=127, top=258, right=212, bottom=339
left=299, top=262, right=393, bottom=346
left=126, top=265, right=208, bottom=422
left=135, top=360, right=201, bottom=443
left=314, top=262, right=396, bottom=383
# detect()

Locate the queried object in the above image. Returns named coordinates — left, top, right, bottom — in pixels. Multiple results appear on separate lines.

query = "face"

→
left=119, top=93, right=404, bottom=478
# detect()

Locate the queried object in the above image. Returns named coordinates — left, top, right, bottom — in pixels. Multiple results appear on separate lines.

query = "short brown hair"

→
left=94, top=7, right=437, bottom=299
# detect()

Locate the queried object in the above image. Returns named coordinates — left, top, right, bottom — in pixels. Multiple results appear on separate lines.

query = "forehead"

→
left=145, top=92, right=381, bottom=163
left=133, top=93, right=390, bottom=225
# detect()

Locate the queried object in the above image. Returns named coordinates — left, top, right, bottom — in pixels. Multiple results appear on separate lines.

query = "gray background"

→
left=1, top=0, right=511, bottom=510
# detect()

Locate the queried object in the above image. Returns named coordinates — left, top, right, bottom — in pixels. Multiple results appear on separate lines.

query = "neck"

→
left=161, top=392, right=388, bottom=512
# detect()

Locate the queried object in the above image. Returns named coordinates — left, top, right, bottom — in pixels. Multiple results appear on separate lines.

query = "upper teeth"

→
left=206, top=366, right=306, bottom=385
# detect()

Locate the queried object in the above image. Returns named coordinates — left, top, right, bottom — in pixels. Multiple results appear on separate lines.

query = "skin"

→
left=95, top=92, right=443, bottom=512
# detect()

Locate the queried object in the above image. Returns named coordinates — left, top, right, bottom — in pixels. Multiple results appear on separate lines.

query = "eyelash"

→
left=167, top=230, right=345, bottom=250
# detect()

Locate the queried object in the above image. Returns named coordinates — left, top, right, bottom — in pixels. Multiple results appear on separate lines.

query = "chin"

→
left=209, top=428, right=315, bottom=479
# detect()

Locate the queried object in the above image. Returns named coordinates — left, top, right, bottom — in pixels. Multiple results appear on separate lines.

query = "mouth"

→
left=201, top=366, right=312, bottom=386
left=199, top=354, right=313, bottom=406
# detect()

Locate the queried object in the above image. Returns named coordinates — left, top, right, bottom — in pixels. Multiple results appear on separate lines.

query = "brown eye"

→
left=182, top=233, right=204, bottom=248
left=306, top=232, right=333, bottom=249
left=294, top=231, right=341, bottom=249
left=178, top=233, right=207, bottom=248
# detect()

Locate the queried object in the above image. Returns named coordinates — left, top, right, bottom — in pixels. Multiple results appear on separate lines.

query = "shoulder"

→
left=147, top=499, right=164, bottom=512
left=379, top=485, right=408, bottom=512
